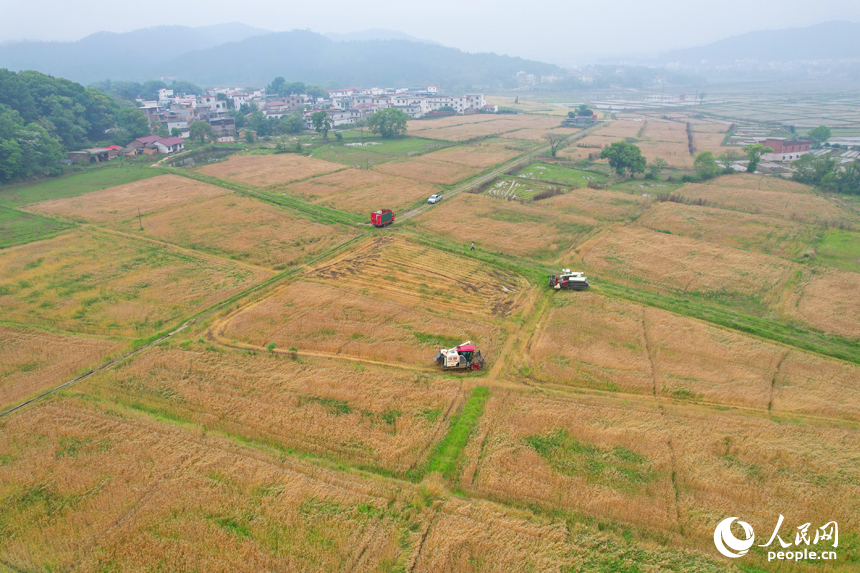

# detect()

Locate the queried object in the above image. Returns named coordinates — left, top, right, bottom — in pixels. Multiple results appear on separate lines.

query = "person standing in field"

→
left=470, top=242, right=475, bottom=251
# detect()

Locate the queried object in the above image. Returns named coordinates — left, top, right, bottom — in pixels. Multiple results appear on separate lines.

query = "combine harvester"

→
left=549, top=269, right=590, bottom=290
left=434, top=341, right=486, bottom=371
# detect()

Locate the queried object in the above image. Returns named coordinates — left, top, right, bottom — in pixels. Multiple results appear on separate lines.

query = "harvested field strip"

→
left=309, top=236, right=528, bottom=318
left=372, top=157, right=481, bottom=185
left=0, top=325, right=126, bottom=411
left=596, top=278, right=860, bottom=365
left=425, top=387, right=489, bottom=481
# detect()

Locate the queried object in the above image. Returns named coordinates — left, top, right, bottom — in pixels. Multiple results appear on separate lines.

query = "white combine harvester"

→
left=434, top=341, right=486, bottom=371
left=549, top=269, right=590, bottom=290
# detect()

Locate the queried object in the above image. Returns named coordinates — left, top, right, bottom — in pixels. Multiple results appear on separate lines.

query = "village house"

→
left=151, top=137, right=185, bottom=154
left=761, top=138, right=813, bottom=161
left=67, top=147, right=115, bottom=164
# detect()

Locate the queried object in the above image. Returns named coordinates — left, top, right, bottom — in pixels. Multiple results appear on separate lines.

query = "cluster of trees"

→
left=265, top=77, right=327, bottom=100
left=90, top=79, right=202, bottom=103
left=0, top=69, right=150, bottom=183
left=568, top=104, right=593, bottom=118
left=793, top=154, right=860, bottom=195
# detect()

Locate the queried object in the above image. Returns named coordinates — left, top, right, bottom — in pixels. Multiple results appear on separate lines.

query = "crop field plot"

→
left=676, top=177, right=859, bottom=225
left=0, top=207, right=72, bottom=248
left=412, top=193, right=600, bottom=260
left=372, top=156, right=481, bottom=184
left=283, top=168, right=439, bottom=215
left=515, top=161, right=606, bottom=186
left=790, top=270, right=860, bottom=338
left=83, top=344, right=464, bottom=474
left=0, top=229, right=270, bottom=337
left=197, top=153, right=345, bottom=187
left=412, top=115, right=566, bottom=141
left=691, top=130, right=731, bottom=154
left=540, top=187, right=649, bottom=221
left=419, top=145, right=519, bottom=169
left=579, top=226, right=796, bottom=306
left=0, top=165, right=159, bottom=208
left=497, top=126, right=579, bottom=141
left=28, top=174, right=231, bottom=224
left=310, top=137, right=452, bottom=166
left=214, top=279, right=508, bottom=366
left=407, top=114, right=499, bottom=132
left=595, top=120, right=645, bottom=139
left=119, top=194, right=358, bottom=269
left=813, top=229, right=860, bottom=273
left=636, top=201, right=816, bottom=257
left=464, top=390, right=860, bottom=558
left=0, top=397, right=419, bottom=572
left=0, top=326, right=125, bottom=410
left=528, top=292, right=860, bottom=419
left=635, top=140, right=694, bottom=168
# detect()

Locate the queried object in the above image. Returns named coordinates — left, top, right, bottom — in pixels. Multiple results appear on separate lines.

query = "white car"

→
left=428, top=194, right=442, bottom=204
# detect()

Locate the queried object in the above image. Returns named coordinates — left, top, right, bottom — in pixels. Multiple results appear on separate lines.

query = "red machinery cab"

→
left=370, top=209, right=394, bottom=227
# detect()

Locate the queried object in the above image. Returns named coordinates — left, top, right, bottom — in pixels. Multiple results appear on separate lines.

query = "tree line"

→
left=1, top=69, right=150, bottom=183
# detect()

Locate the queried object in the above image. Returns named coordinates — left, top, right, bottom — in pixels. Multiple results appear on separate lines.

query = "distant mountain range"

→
left=660, top=20, right=860, bottom=64
left=0, top=24, right=557, bottom=89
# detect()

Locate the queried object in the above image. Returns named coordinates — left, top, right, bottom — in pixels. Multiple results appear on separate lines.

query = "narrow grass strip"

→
left=426, top=386, right=490, bottom=481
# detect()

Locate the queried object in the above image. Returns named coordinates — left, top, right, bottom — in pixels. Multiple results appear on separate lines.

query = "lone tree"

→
left=807, top=125, right=832, bottom=147
left=742, top=142, right=773, bottom=173
left=189, top=120, right=213, bottom=142
left=543, top=133, right=567, bottom=158
left=698, top=92, right=707, bottom=105
left=599, top=141, right=646, bottom=178
left=648, top=157, right=668, bottom=178
left=311, top=111, right=332, bottom=139
left=368, top=108, right=409, bottom=139
left=694, top=151, right=719, bottom=179
left=718, top=149, right=742, bottom=169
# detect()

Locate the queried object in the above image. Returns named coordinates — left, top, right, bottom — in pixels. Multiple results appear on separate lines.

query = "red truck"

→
left=370, top=209, right=395, bottom=228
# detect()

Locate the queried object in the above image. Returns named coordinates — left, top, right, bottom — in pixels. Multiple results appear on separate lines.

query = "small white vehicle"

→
left=428, top=194, right=442, bottom=204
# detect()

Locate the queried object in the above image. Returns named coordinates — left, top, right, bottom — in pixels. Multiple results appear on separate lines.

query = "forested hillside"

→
left=0, top=69, right=148, bottom=183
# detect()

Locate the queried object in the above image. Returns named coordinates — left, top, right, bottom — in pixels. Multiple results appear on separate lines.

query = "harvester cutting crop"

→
left=434, top=341, right=486, bottom=371
left=549, top=269, right=589, bottom=290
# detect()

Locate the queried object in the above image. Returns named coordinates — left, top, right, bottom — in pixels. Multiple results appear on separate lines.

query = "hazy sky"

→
left=1, top=0, right=859, bottom=63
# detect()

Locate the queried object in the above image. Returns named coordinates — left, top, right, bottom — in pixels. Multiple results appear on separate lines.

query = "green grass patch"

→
left=516, top=161, right=606, bottom=187
left=412, top=331, right=466, bottom=349
left=525, top=429, right=657, bottom=493
left=425, top=386, right=489, bottom=481
left=0, top=207, right=72, bottom=248
left=0, top=165, right=159, bottom=208
left=813, top=229, right=860, bottom=273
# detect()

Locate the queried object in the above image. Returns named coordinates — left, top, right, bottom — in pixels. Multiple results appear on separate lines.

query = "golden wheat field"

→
left=540, top=187, right=649, bottom=221
left=790, top=269, right=860, bottom=338
left=596, top=121, right=646, bottom=139
left=635, top=201, right=815, bottom=257
left=283, top=168, right=439, bottom=215
left=0, top=396, right=734, bottom=573
left=27, top=175, right=230, bottom=223
left=464, top=389, right=860, bottom=552
left=214, top=280, right=506, bottom=366
left=116, top=194, right=358, bottom=269
left=410, top=115, right=564, bottom=141
left=411, top=193, right=600, bottom=260
left=578, top=226, right=796, bottom=299
left=420, top=145, right=519, bottom=169
left=675, top=177, right=859, bottom=224
left=0, top=229, right=270, bottom=337
left=198, top=154, right=345, bottom=187
left=372, top=156, right=481, bottom=184
left=82, top=344, right=464, bottom=474
left=0, top=326, right=126, bottom=410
